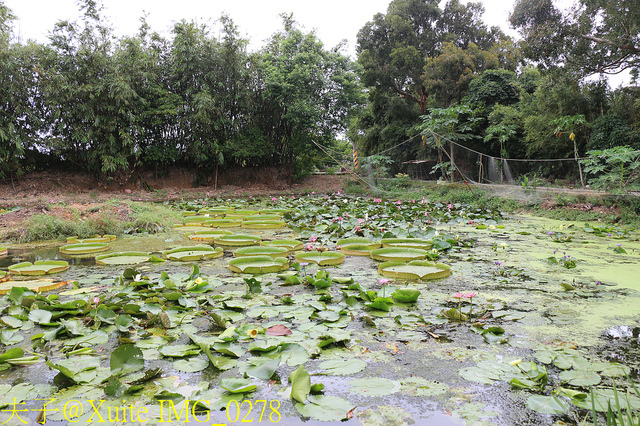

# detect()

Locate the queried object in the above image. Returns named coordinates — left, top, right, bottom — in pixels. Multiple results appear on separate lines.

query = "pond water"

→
left=0, top=197, right=639, bottom=425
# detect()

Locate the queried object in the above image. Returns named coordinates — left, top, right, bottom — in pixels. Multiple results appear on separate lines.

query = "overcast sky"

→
left=4, top=0, right=519, bottom=57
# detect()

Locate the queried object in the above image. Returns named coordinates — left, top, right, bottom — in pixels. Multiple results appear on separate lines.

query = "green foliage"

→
left=581, top=146, right=640, bottom=193
left=588, top=114, right=640, bottom=151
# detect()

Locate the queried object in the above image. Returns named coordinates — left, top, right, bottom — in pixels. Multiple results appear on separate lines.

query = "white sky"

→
left=4, top=0, right=518, bottom=57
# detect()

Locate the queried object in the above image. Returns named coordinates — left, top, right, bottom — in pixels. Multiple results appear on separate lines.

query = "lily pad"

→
left=213, top=234, right=262, bottom=247
left=0, top=246, right=7, bottom=257
left=235, top=246, right=289, bottom=259
left=66, top=235, right=116, bottom=243
left=261, top=239, right=304, bottom=251
left=205, top=219, right=243, bottom=228
left=340, top=245, right=375, bottom=256
left=337, top=237, right=381, bottom=248
left=381, top=238, right=433, bottom=250
left=228, top=256, right=289, bottom=274
left=295, top=395, right=355, bottom=422
left=9, top=260, right=70, bottom=276
left=95, top=252, right=151, bottom=265
left=317, top=358, right=366, bottom=375
left=162, top=246, right=223, bottom=261
left=295, top=251, right=345, bottom=266
left=378, top=261, right=451, bottom=281
left=349, top=377, right=400, bottom=396
left=241, top=219, right=286, bottom=229
left=247, top=214, right=282, bottom=221
left=370, top=247, right=429, bottom=262
left=0, top=279, right=68, bottom=295
left=526, top=395, right=570, bottom=415
left=558, top=369, right=601, bottom=386
left=172, top=224, right=211, bottom=231
left=186, top=229, right=234, bottom=242
left=59, top=242, right=109, bottom=254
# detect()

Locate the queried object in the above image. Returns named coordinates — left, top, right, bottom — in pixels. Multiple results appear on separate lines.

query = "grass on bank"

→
left=12, top=201, right=179, bottom=243
left=342, top=178, right=640, bottom=228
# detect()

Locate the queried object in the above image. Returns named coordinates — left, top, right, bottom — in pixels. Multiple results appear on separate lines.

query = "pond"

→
left=0, top=195, right=639, bottom=425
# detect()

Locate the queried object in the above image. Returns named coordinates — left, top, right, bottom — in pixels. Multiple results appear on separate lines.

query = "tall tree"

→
left=259, top=15, right=364, bottom=182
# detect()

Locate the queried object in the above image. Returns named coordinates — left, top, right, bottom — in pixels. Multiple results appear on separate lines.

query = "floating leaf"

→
left=9, top=260, right=69, bottom=276
left=290, top=365, right=311, bottom=403
left=370, top=247, right=429, bottom=262
left=295, top=395, right=355, bottom=422
left=235, top=246, right=289, bottom=259
left=110, top=344, right=144, bottom=375
left=173, top=357, right=209, bottom=373
left=95, top=252, right=151, bottom=265
left=349, top=377, right=400, bottom=396
left=391, top=288, right=421, bottom=302
left=240, top=357, right=280, bottom=380
left=219, top=378, right=257, bottom=394
left=525, top=395, right=569, bottom=414
left=558, top=370, right=601, bottom=387
left=295, top=251, right=345, bottom=266
left=158, top=344, right=201, bottom=358
left=162, top=246, right=223, bottom=261
left=378, top=261, right=451, bottom=281
left=317, top=359, right=366, bottom=376
left=266, top=324, right=292, bottom=336
left=59, top=242, right=109, bottom=254
left=228, top=256, right=289, bottom=274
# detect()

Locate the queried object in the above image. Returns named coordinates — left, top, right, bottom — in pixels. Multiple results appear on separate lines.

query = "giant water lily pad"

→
left=162, top=246, right=223, bottom=261
left=228, top=256, right=289, bottom=274
left=0, top=279, right=68, bottom=294
left=95, top=252, right=153, bottom=265
left=9, top=260, right=70, bottom=275
left=66, top=235, right=116, bottom=244
left=337, top=237, right=381, bottom=250
left=172, top=224, right=211, bottom=231
left=60, top=242, right=109, bottom=254
left=340, top=244, right=375, bottom=256
left=370, top=247, right=429, bottom=262
left=182, top=216, right=210, bottom=224
left=261, top=239, right=304, bottom=251
left=0, top=246, right=7, bottom=257
left=241, top=219, right=286, bottom=229
left=295, top=251, right=345, bottom=266
left=378, top=261, right=451, bottom=281
left=382, top=238, right=433, bottom=250
left=213, top=234, right=261, bottom=247
left=235, top=246, right=289, bottom=259
left=247, top=214, right=282, bottom=221
left=186, top=229, right=234, bottom=242
left=205, top=219, right=243, bottom=228
left=0, top=271, right=7, bottom=281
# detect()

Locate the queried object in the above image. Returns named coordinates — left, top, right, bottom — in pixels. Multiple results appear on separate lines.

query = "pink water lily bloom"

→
left=453, top=292, right=464, bottom=298
left=379, top=279, right=390, bottom=284
left=464, top=292, right=477, bottom=298
left=310, top=236, right=318, bottom=242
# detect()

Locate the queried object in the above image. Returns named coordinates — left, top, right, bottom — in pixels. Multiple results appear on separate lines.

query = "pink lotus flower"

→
left=453, top=292, right=464, bottom=298
left=338, top=216, right=343, bottom=221
left=206, top=191, right=210, bottom=197
left=358, top=219, right=363, bottom=224
left=447, top=204, right=453, bottom=209
left=291, top=195, right=295, bottom=199
left=272, top=197, right=277, bottom=201
left=463, top=292, right=477, bottom=299
left=396, top=200, right=402, bottom=205
left=379, top=279, right=390, bottom=284
left=310, top=236, right=318, bottom=242
left=305, top=244, right=313, bottom=251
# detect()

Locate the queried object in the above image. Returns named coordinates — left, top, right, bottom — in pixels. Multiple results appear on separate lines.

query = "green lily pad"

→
left=295, top=251, right=345, bottom=266
left=95, top=252, right=151, bottom=265
left=526, top=395, right=570, bottom=414
left=349, top=378, right=400, bottom=396
left=66, top=235, right=116, bottom=243
left=317, top=358, right=366, bottom=375
left=228, top=256, right=289, bottom=274
left=378, top=261, right=451, bottom=281
left=0, top=246, right=7, bottom=256
left=381, top=238, right=433, bottom=250
left=186, top=229, right=234, bottom=242
left=337, top=237, right=381, bottom=250
left=235, top=246, right=289, bottom=259
left=9, top=260, right=70, bottom=276
left=295, top=395, right=355, bottom=421
left=290, top=365, right=311, bottom=403
left=205, top=219, right=243, bottom=228
left=0, top=278, right=68, bottom=295
left=220, top=378, right=257, bottom=394
left=59, top=242, right=109, bottom=254
left=213, top=234, right=262, bottom=247
left=173, top=357, right=209, bottom=373
left=370, top=247, right=429, bottom=262
left=340, top=245, right=375, bottom=256
left=241, top=220, right=286, bottom=229
left=162, top=246, right=223, bottom=261
left=261, top=239, right=304, bottom=251
left=172, top=224, right=211, bottom=231
left=558, top=369, right=601, bottom=386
